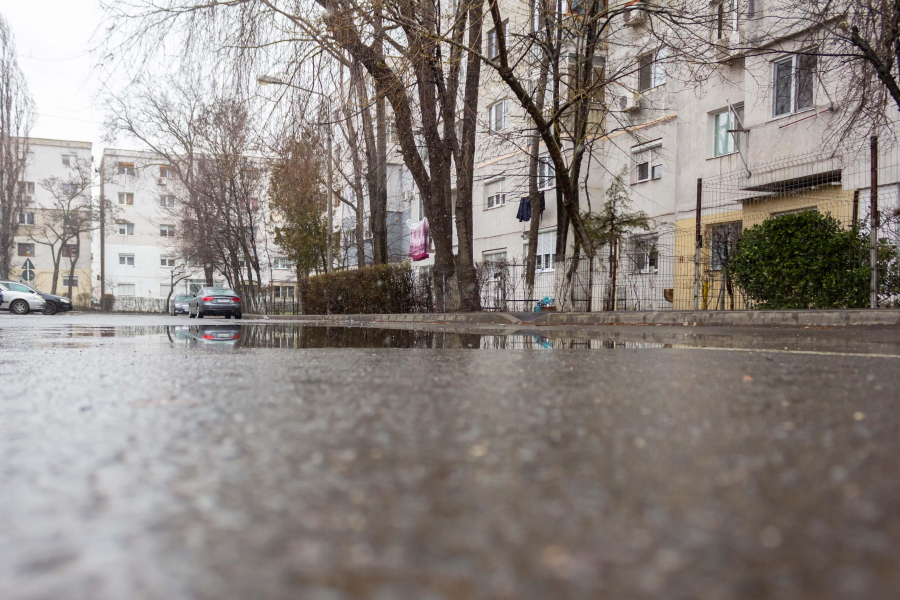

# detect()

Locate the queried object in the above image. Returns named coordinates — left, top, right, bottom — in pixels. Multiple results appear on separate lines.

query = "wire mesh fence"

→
left=670, top=137, right=900, bottom=311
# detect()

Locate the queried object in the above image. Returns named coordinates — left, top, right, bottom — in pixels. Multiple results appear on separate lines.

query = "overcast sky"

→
left=0, top=0, right=127, bottom=163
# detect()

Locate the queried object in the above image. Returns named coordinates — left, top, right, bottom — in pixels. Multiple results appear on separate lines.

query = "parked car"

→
left=0, top=280, right=47, bottom=315
left=170, top=294, right=193, bottom=316
left=38, top=290, right=74, bottom=315
left=188, top=287, right=242, bottom=319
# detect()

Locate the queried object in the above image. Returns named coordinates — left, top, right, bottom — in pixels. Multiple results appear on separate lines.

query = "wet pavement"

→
left=2, top=314, right=900, bottom=599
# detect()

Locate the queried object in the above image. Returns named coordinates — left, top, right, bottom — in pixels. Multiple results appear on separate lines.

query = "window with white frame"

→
left=117, top=162, right=135, bottom=176
left=638, top=47, right=667, bottom=91
left=632, top=140, right=663, bottom=183
left=119, top=254, right=135, bottom=266
left=160, top=257, right=176, bottom=267
left=714, top=0, right=739, bottom=40
left=485, top=178, right=506, bottom=209
left=18, top=181, right=34, bottom=196
left=483, top=250, right=508, bottom=281
left=118, top=192, right=134, bottom=206
left=159, top=166, right=174, bottom=179
left=18, top=212, right=34, bottom=225
left=713, top=104, right=744, bottom=157
left=274, top=285, right=295, bottom=298
left=160, top=224, right=176, bottom=237
left=489, top=100, right=508, bottom=132
left=538, top=156, right=555, bottom=190
left=532, top=230, right=557, bottom=272
left=273, top=256, right=293, bottom=270
left=118, top=283, right=136, bottom=296
left=62, top=154, right=75, bottom=167
left=486, top=21, right=507, bottom=59
left=160, top=283, right=172, bottom=297
left=630, top=235, right=659, bottom=274
left=62, top=275, right=79, bottom=288
left=159, top=195, right=176, bottom=208
left=118, top=222, right=134, bottom=236
left=773, top=54, right=816, bottom=117
left=417, top=192, right=425, bottom=222
left=62, top=244, right=78, bottom=258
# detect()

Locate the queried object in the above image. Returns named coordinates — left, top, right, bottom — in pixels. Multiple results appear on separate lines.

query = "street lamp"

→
left=258, top=74, right=334, bottom=273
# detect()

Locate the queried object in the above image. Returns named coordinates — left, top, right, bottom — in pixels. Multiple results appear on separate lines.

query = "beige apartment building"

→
left=10, top=138, right=93, bottom=302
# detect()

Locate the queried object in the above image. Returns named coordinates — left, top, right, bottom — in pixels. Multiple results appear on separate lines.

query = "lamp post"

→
left=258, top=75, right=334, bottom=273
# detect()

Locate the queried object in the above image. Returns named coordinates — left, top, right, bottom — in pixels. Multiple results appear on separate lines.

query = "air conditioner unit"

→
left=623, top=2, right=647, bottom=26
left=617, top=93, right=641, bottom=112
left=23, top=194, right=33, bottom=203
left=157, top=177, right=168, bottom=186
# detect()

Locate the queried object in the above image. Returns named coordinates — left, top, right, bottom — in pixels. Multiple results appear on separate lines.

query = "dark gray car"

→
left=188, top=287, right=242, bottom=319
left=170, top=294, right=193, bottom=316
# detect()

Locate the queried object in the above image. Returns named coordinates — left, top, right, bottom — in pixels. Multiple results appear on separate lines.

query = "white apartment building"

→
left=10, top=138, right=93, bottom=302
left=97, top=149, right=297, bottom=305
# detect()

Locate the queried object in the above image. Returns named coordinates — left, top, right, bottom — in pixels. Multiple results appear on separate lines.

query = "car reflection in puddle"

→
left=171, top=325, right=242, bottom=347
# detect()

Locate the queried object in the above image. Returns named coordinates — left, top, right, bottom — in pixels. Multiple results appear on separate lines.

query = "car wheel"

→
left=42, top=302, right=58, bottom=315
left=225, top=314, right=231, bottom=320
left=197, top=309, right=204, bottom=319
left=189, top=307, right=196, bottom=318
left=235, top=313, right=242, bottom=320
left=10, top=299, right=29, bottom=315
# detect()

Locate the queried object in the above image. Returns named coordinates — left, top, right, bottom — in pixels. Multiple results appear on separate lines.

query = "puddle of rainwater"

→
left=19, top=323, right=900, bottom=355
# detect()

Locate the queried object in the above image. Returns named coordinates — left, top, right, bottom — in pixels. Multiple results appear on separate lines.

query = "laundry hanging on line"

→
left=409, top=217, right=430, bottom=261
left=516, top=192, right=546, bottom=222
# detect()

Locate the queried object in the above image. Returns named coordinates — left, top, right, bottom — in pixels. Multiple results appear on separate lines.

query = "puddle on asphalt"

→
left=22, top=323, right=900, bottom=355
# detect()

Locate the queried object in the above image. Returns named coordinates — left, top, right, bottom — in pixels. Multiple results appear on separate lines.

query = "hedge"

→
left=299, top=263, right=432, bottom=314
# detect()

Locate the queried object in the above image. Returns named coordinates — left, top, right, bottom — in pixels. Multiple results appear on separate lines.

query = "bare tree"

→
left=0, top=15, right=34, bottom=280
left=27, top=158, right=97, bottom=296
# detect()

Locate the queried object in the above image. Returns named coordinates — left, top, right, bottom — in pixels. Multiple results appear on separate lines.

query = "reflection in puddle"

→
left=20, top=323, right=900, bottom=355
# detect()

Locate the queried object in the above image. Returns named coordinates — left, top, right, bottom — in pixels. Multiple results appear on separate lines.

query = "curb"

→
left=245, top=309, right=900, bottom=328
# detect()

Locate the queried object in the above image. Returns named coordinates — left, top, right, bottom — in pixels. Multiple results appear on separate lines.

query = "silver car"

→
left=0, top=280, right=47, bottom=315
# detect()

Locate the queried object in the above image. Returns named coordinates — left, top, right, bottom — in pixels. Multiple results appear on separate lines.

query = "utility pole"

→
left=99, top=174, right=106, bottom=302
left=870, top=136, right=878, bottom=308
left=693, top=178, right=702, bottom=311
left=326, top=110, right=334, bottom=274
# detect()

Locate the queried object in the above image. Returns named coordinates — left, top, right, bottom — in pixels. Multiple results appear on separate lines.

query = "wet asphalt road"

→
left=1, top=314, right=900, bottom=600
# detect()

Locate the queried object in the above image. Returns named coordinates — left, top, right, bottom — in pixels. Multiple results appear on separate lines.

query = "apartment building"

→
left=10, top=138, right=93, bottom=302
left=97, top=149, right=297, bottom=304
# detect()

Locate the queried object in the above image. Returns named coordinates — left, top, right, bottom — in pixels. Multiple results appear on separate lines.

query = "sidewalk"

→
left=246, top=309, right=900, bottom=327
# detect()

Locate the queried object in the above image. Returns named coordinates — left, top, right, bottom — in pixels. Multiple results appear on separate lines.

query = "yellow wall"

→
left=673, top=187, right=857, bottom=310
left=11, top=268, right=93, bottom=305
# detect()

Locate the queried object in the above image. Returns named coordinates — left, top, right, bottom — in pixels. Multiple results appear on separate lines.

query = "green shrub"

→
left=299, top=263, right=431, bottom=314
left=728, top=211, right=870, bottom=309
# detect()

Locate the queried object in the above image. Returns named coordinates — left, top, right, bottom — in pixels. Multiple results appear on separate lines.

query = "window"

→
left=632, top=140, right=663, bottom=183
left=538, top=157, right=555, bottom=190
left=638, top=48, right=667, bottom=91
left=630, top=235, right=659, bottom=274
left=18, top=181, right=34, bottom=195
left=487, top=22, right=507, bottom=59
left=710, top=221, right=742, bottom=270
left=535, top=230, right=557, bottom=272
left=118, top=222, right=134, bottom=236
left=159, top=195, right=176, bottom=208
left=485, top=178, right=506, bottom=209
left=62, top=245, right=78, bottom=258
left=273, top=256, right=293, bottom=270
left=159, top=166, right=174, bottom=179
left=118, top=283, right=135, bottom=296
left=62, top=183, right=79, bottom=197
left=62, top=275, right=78, bottom=288
left=62, top=154, right=74, bottom=167
left=274, top=285, right=295, bottom=298
left=18, top=212, right=34, bottom=225
left=713, top=105, right=744, bottom=157
left=18, top=243, right=34, bottom=257
left=118, top=192, right=134, bottom=206
left=161, top=257, right=176, bottom=267
left=119, top=254, right=135, bottom=266
left=117, top=162, right=135, bottom=176
left=483, top=250, right=508, bottom=280
left=715, top=0, right=739, bottom=40
left=773, top=54, right=816, bottom=117
left=160, top=224, right=176, bottom=237
left=489, top=100, right=508, bottom=132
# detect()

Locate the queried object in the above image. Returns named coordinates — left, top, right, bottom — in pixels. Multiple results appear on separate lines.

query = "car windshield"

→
left=203, top=288, right=237, bottom=296
left=3, top=282, right=33, bottom=293
left=175, top=295, right=193, bottom=301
